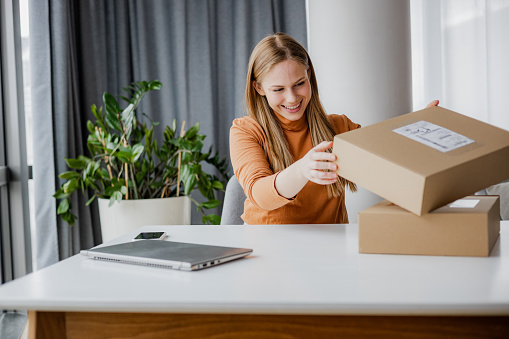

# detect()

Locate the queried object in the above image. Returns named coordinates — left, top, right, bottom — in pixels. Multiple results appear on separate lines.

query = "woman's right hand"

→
left=275, top=141, right=338, bottom=199
left=297, top=141, right=338, bottom=185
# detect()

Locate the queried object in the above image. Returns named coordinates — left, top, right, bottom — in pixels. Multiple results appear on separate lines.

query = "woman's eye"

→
left=273, top=88, right=283, bottom=92
left=295, top=81, right=305, bottom=87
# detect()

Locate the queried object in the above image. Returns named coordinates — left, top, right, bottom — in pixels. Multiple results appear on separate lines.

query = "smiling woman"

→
left=230, top=33, right=360, bottom=225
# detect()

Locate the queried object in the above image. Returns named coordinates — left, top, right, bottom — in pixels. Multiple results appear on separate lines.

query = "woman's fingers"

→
left=311, top=170, right=337, bottom=181
left=314, top=140, right=334, bottom=152
left=311, top=150, right=336, bottom=163
left=310, top=142, right=337, bottom=170
left=307, top=157, right=337, bottom=171
left=299, top=140, right=338, bottom=185
left=426, top=99, right=439, bottom=108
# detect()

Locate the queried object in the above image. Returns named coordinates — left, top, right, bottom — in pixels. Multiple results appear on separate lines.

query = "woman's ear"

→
left=253, top=81, right=265, bottom=96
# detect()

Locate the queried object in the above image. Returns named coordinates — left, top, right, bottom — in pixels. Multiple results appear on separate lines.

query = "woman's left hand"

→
left=426, top=100, right=439, bottom=108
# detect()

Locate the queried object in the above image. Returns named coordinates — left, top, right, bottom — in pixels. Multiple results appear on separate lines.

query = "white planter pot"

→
left=98, top=196, right=191, bottom=243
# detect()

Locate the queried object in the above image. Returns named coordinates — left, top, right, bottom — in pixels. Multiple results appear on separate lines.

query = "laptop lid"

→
left=80, top=240, right=253, bottom=271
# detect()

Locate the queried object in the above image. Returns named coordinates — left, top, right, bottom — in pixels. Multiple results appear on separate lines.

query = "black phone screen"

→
left=134, top=232, right=165, bottom=240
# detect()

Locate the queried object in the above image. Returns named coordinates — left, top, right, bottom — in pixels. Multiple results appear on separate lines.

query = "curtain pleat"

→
left=29, top=0, right=307, bottom=269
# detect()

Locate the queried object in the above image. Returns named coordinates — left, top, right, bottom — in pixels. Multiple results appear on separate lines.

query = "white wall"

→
left=307, top=0, right=413, bottom=222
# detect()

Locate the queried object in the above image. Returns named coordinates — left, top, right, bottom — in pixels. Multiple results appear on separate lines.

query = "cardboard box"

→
left=358, top=196, right=500, bottom=257
left=333, top=106, right=509, bottom=215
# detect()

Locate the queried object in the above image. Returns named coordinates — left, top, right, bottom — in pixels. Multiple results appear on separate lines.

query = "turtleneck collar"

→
left=274, top=111, right=308, bottom=132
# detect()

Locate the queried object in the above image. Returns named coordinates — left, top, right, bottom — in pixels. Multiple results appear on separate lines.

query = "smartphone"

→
left=132, top=231, right=167, bottom=241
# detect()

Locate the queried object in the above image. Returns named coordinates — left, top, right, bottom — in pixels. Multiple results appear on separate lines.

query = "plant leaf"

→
left=105, top=112, right=122, bottom=131
left=202, top=214, right=221, bottom=225
left=148, top=80, right=162, bottom=90
left=104, top=92, right=120, bottom=116
left=185, top=123, right=200, bottom=139
left=65, top=158, right=87, bottom=170
left=63, top=179, right=79, bottom=194
left=211, top=180, right=224, bottom=190
left=201, top=199, right=221, bottom=209
left=86, top=194, right=96, bottom=206
left=121, top=103, right=135, bottom=140
left=132, top=144, right=145, bottom=162
left=62, top=211, right=76, bottom=226
left=86, top=120, right=95, bottom=134
left=59, top=171, right=80, bottom=180
left=53, top=189, right=70, bottom=199
left=57, top=199, right=70, bottom=215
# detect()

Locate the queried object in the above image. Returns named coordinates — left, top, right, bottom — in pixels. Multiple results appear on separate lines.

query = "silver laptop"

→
left=80, top=240, right=253, bottom=271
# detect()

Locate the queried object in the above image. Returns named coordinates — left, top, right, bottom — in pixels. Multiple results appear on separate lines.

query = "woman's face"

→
left=253, top=59, right=311, bottom=121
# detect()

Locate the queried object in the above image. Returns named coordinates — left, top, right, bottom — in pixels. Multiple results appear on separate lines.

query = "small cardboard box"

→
left=358, top=196, right=500, bottom=257
left=333, top=106, right=509, bottom=215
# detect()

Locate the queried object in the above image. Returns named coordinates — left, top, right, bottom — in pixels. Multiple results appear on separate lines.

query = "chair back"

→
left=220, top=175, right=246, bottom=225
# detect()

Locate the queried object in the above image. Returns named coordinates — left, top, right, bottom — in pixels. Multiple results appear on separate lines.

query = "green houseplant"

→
left=54, top=80, right=229, bottom=225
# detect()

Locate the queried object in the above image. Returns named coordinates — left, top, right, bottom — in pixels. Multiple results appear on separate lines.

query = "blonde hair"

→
left=245, top=33, right=356, bottom=197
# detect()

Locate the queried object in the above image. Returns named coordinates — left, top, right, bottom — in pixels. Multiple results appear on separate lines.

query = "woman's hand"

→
left=275, top=141, right=337, bottom=199
left=297, top=141, right=338, bottom=185
left=426, top=100, right=439, bottom=108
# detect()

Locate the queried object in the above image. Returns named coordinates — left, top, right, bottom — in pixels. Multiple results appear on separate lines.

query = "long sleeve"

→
left=230, top=117, right=292, bottom=210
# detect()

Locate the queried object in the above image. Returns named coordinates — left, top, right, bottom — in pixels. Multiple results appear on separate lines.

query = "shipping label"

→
left=393, top=121, right=474, bottom=152
left=449, top=199, right=480, bottom=208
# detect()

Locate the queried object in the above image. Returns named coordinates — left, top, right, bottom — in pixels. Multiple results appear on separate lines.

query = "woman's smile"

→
left=282, top=100, right=302, bottom=113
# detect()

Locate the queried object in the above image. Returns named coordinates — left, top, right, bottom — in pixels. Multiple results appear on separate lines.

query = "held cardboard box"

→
left=358, top=196, right=500, bottom=257
left=333, top=106, right=509, bottom=215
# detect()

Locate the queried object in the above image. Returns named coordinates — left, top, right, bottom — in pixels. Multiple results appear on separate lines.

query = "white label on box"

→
left=393, top=121, right=475, bottom=152
left=449, top=199, right=480, bottom=208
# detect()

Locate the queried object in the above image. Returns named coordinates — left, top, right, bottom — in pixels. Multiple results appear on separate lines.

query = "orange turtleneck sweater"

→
left=229, top=112, right=360, bottom=225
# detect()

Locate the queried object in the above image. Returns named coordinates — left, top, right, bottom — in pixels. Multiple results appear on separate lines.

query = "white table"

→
left=1, top=223, right=508, bottom=338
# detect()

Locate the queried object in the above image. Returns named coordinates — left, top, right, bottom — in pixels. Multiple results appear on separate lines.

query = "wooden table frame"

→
left=28, top=311, right=509, bottom=338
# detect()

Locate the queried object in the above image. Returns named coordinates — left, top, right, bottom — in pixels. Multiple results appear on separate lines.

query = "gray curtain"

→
left=29, top=0, right=307, bottom=269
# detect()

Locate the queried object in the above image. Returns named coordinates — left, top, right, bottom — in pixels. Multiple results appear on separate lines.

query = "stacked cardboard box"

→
left=333, top=106, right=509, bottom=256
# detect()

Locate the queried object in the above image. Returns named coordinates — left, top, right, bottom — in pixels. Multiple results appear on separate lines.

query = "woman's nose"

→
left=285, top=89, right=298, bottom=103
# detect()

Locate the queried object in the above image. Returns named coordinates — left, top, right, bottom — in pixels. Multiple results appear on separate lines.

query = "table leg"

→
left=28, top=311, right=66, bottom=339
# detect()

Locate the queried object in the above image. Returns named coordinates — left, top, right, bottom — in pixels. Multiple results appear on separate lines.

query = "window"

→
left=0, top=0, right=32, bottom=284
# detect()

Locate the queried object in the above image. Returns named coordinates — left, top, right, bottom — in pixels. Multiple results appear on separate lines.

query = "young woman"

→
left=230, top=33, right=436, bottom=225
